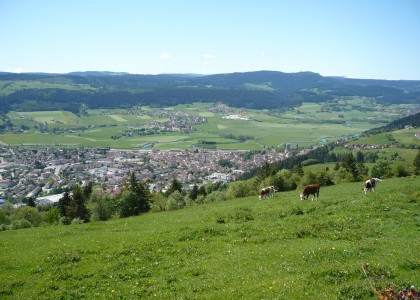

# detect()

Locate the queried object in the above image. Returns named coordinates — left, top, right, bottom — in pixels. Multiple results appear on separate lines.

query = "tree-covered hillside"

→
left=1, top=71, right=420, bottom=114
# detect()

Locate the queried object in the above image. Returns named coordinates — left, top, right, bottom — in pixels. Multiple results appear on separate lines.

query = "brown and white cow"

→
left=300, top=184, right=320, bottom=201
left=363, top=178, right=382, bottom=194
left=259, top=186, right=276, bottom=200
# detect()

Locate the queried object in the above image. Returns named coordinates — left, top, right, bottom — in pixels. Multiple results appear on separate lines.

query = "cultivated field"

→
left=1, top=177, right=419, bottom=299
left=1, top=100, right=416, bottom=150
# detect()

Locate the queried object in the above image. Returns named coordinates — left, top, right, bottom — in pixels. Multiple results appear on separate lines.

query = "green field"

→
left=1, top=177, right=419, bottom=299
left=0, top=101, right=417, bottom=149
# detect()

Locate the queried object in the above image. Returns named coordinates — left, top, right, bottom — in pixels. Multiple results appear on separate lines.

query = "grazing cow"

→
left=363, top=178, right=382, bottom=194
left=259, top=186, right=276, bottom=200
left=300, top=184, right=321, bottom=201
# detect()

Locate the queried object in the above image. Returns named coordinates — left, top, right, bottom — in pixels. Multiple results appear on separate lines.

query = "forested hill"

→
left=1, top=70, right=420, bottom=113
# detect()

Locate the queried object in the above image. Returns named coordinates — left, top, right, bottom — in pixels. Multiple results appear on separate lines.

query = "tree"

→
left=83, top=181, right=93, bottom=199
left=166, top=191, right=184, bottom=210
left=45, top=207, right=60, bottom=224
left=293, top=162, right=304, bottom=177
left=73, top=185, right=90, bottom=222
left=27, top=197, right=36, bottom=207
left=189, top=184, right=199, bottom=201
left=87, top=190, right=114, bottom=221
left=198, top=185, right=207, bottom=197
left=341, top=153, right=359, bottom=181
left=150, top=193, right=167, bottom=212
left=166, top=178, right=183, bottom=196
left=414, top=150, right=420, bottom=175
left=118, top=172, right=151, bottom=217
left=58, top=191, right=75, bottom=224
left=370, top=158, right=393, bottom=179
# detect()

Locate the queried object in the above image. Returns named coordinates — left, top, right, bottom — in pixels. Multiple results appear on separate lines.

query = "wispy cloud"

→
left=260, top=50, right=268, bottom=57
left=203, top=54, right=215, bottom=60
left=160, top=53, right=171, bottom=60
left=6, top=67, right=24, bottom=73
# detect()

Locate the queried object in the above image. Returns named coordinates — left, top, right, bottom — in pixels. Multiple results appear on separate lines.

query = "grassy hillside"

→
left=1, top=177, right=419, bottom=299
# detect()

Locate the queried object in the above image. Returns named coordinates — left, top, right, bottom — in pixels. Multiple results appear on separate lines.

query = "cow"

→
left=363, top=178, right=382, bottom=194
left=259, top=186, right=276, bottom=200
left=300, top=184, right=320, bottom=201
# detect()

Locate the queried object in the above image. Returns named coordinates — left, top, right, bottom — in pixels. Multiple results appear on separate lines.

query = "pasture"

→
left=1, top=177, right=419, bottom=299
left=0, top=101, right=417, bottom=149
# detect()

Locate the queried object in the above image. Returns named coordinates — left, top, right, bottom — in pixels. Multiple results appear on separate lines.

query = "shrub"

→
left=11, top=206, right=42, bottom=227
left=166, top=191, right=184, bottom=211
left=87, top=190, right=115, bottom=221
left=44, top=207, right=60, bottom=225
left=71, top=218, right=84, bottom=225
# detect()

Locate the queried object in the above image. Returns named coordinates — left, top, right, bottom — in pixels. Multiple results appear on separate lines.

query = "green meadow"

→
left=1, top=176, right=419, bottom=299
left=0, top=101, right=417, bottom=149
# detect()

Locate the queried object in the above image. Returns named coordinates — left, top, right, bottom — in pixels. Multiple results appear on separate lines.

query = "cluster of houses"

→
left=0, top=146, right=285, bottom=205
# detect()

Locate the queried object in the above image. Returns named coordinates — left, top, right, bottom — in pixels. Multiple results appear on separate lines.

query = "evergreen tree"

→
left=27, top=197, right=36, bottom=207
left=118, top=172, right=151, bottom=217
left=341, top=153, right=359, bottom=181
left=83, top=181, right=93, bottom=199
left=293, top=162, right=304, bottom=177
left=356, top=151, right=364, bottom=163
left=58, top=191, right=72, bottom=217
left=73, top=185, right=90, bottom=222
left=167, top=178, right=183, bottom=195
left=189, top=184, right=199, bottom=201
left=198, top=185, right=207, bottom=197
left=414, top=150, right=420, bottom=175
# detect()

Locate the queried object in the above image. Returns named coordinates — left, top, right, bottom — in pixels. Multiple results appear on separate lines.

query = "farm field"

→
left=1, top=100, right=415, bottom=150
left=1, top=176, right=419, bottom=299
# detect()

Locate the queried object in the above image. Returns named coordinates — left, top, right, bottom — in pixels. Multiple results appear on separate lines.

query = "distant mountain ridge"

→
left=1, top=70, right=419, bottom=113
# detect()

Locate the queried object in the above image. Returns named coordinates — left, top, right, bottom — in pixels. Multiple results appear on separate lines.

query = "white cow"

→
left=363, top=178, right=382, bottom=194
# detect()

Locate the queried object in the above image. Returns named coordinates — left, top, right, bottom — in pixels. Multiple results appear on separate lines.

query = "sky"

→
left=1, top=0, right=420, bottom=80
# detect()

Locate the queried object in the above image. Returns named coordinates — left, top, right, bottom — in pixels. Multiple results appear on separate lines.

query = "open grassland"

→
left=1, top=177, right=419, bottom=299
left=0, top=80, right=95, bottom=96
left=350, top=128, right=420, bottom=148
left=1, top=101, right=417, bottom=149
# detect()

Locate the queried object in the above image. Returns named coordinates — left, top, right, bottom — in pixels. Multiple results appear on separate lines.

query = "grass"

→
left=1, top=176, right=419, bottom=299
left=1, top=101, right=418, bottom=150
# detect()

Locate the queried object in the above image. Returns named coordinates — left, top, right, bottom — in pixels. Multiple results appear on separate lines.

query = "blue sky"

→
left=1, top=0, right=420, bottom=79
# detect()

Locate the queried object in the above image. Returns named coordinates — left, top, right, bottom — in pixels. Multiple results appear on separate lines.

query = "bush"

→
left=166, top=191, right=184, bottom=211
left=71, top=218, right=84, bottom=225
left=11, top=206, right=42, bottom=227
left=10, top=219, right=32, bottom=230
left=44, top=207, right=60, bottom=225
left=393, top=162, right=410, bottom=177
left=87, top=190, right=115, bottom=221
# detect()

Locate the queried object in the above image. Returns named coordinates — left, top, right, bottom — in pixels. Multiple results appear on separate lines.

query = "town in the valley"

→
left=0, top=146, right=291, bottom=205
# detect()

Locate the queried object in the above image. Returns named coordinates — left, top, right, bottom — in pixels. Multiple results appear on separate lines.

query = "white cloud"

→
left=260, top=50, right=268, bottom=57
left=203, top=54, right=215, bottom=60
left=160, top=53, right=171, bottom=60
left=5, top=67, right=24, bottom=73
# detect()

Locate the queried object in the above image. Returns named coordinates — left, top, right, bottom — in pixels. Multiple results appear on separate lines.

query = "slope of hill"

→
left=1, top=70, right=420, bottom=113
left=1, top=177, right=419, bottom=299
left=364, top=111, right=420, bottom=135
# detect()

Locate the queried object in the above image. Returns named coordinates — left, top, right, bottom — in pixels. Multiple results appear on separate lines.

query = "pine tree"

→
left=293, top=162, right=304, bottom=177
left=189, top=184, right=199, bottom=201
left=414, top=150, right=420, bottom=175
left=341, top=153, right=359, bottom=181
left=73, top=185, right=90, bottom=222
left=27, top=197, right=36, bottom=207
left=167, top=178, right=183, bottom=195
left=119, top=172, right=151, bottom=217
